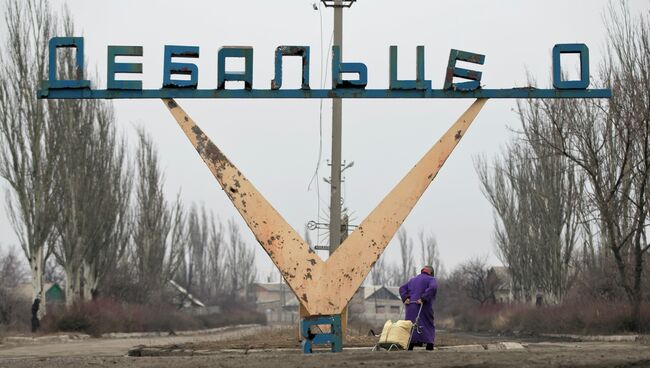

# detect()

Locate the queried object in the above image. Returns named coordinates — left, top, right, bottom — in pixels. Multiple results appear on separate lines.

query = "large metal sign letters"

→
left=39, top=38, right=610, bottom=99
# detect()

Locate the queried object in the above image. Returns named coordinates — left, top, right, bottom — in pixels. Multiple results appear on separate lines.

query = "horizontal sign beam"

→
left=38, top=88, right=611, bottom=99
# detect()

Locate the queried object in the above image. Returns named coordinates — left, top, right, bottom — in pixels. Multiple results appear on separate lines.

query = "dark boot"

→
left=426, top=343, right=434, bottom=350
left=408, top=342, right=422, bottom=350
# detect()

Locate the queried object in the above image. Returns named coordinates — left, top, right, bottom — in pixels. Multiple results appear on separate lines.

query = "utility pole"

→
left=329, top=0, right=344, bottom=255
left=316, top=1, right=356, bottom=254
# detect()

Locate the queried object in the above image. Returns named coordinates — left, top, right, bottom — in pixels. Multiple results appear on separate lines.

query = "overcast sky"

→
left=1, top=0, right=649, bottom=281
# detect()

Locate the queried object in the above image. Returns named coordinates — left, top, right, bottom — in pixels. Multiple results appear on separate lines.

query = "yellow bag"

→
left=377, top=319, right=414, bottom=350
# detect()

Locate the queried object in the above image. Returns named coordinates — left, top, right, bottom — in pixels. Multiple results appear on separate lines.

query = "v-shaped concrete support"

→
left=163, top=98, right=487, bottom=316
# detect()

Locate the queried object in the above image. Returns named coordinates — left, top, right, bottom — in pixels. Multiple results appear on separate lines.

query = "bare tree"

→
left=0, top=248, right=27, bottom=288
left=0, top=248, right=29, bottom=328
left=419, top=230, right=444, bottom=278
left=43, top=257, right=64, bottom=285
left=45, top=14, right=131, bottom=306
left=131, top=129, right=186, bottom=301
left=476, top=127, right=583, bottom=303
left=519, top=4, right=650, bottom=329
left=80, top=141, right=131, bottom=302
left=178, top=204, right=212, bottom=300
left=47, top=14, right=86, bottom=307
left=368, top=228, right=417, bottom=287
left=80, top=125, right=131, bottom=302
left=436, top=265, right=475, bottom=316
left=207, top=216, right=225, bottom=302
left=0, top=0, right=59, bottom=323
left=395, top=228, right=414, bottom=286
left=225, top=219, right=256, bottom=300
left=370, top=252, right=391, bottom=286
left=458, top=257, right=498, bottom=306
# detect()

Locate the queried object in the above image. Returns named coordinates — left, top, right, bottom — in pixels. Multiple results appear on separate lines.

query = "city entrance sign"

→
left=39, top=35, right=611, bottom=353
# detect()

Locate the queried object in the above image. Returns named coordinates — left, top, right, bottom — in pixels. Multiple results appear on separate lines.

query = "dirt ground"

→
left=149, top=326, right=551, bottom=350
left=1, top=326, right=649, bottom=368
left=0, top=325, right=268, bottom=358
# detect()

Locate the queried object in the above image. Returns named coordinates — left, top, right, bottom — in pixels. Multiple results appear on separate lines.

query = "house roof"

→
left=488, top=266, right=512, bottom=286
left=489, top=266, right=509, bottom=279
left=362, top=285, right=401, bottom=300
left=45, top=283, right=65, bottom=301
left=254, top=282, right=296, bottom=293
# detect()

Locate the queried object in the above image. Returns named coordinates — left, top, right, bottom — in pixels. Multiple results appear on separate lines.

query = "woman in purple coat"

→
left=399, top=265, right=438, bottom=350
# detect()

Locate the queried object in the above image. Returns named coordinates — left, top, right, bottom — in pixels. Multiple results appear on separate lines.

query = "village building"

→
left=251, top=283, right=405, bottom=326
left=252, top=283, right=300, bottom=324
left=487, top=266, right=557, bottom=306
left=348, top=285, right=403, bottom=326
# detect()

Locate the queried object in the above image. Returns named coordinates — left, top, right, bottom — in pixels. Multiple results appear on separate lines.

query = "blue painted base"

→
left=300, top=314, right=343, bottom=353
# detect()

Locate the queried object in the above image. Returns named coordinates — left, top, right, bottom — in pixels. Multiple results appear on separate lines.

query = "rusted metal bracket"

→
left=162, top=98, right=487, bottom=316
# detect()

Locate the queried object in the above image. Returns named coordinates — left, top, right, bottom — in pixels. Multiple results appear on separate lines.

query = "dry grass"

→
left=451, top=302, right=650, bottom=335
left=41, top=298, right=265, bottom=337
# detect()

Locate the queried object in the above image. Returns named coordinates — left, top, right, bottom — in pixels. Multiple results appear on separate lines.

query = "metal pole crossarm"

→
left=321, top=0, right=356, bottom=8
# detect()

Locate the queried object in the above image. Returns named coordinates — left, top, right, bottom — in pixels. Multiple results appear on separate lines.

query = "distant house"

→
left=252, top=282, right=299, bottom=325
left=487, top=266, right=557, bottom=306
left=45, top=283, right=65, bottom=304
left=251, top=283, right=421, bottom=326
left=348, top=285, right=403, bottom=326
left=487, top=266, right=513, bottom=304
